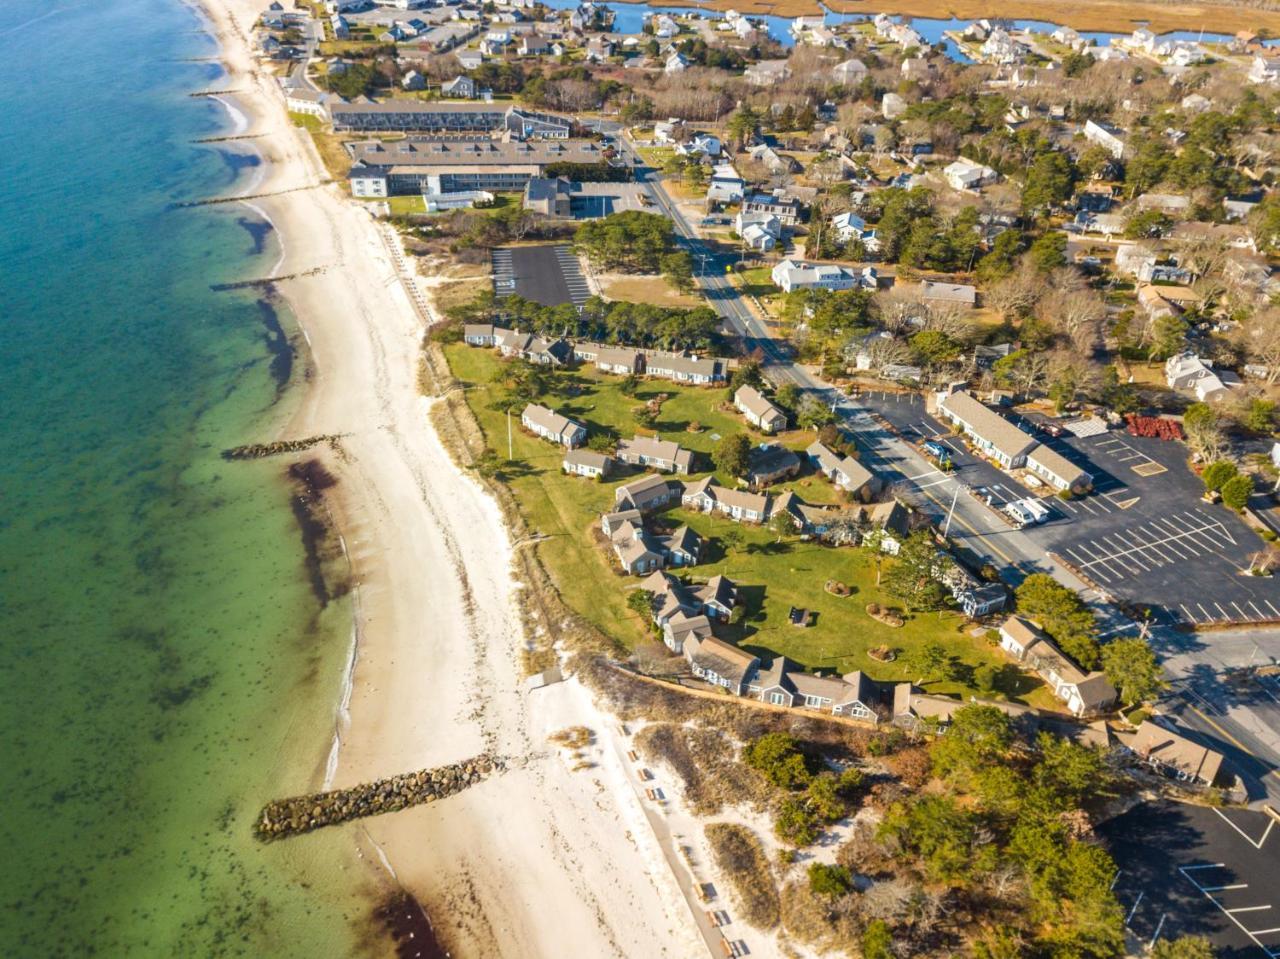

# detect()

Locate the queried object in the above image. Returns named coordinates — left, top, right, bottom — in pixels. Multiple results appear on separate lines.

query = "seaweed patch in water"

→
left=374, top=892, right=449, bottom=959
left=237, top=215, right=273, bottom=257
left=286, top=459, right=348, bottom=607
left=256, top=296, right=293, bottom=393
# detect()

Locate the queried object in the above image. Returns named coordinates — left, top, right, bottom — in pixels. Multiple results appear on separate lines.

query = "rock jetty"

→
left=254, top=755, right=503, bottom=841
left=222, top=435, right=339, bottom=460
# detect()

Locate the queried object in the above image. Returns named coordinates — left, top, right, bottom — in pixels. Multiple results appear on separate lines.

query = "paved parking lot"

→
left=492, top=244, right=590, bottom=307
left=569, top=182, right=651, bottom=218
left=851, top=391, right=1280, bottom=624
left=1101, top=800, right=1280, bottom=958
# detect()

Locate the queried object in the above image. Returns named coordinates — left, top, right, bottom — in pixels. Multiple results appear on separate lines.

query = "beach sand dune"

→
left=197, top=1, right=705, bottom=955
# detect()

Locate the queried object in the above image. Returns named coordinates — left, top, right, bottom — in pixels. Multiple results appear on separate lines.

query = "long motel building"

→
left=347, top=137, right=613, bottom=197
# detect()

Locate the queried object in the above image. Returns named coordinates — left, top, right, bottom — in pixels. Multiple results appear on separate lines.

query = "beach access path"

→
left=200, top=1, right=706, bottom=955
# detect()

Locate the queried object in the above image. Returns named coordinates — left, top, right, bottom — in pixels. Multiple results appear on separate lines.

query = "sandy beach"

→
left=196, top=1, right=708, bottom=955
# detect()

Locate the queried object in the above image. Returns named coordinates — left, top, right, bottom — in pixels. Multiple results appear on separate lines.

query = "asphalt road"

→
left=617, top=134, right=1280, bottom=804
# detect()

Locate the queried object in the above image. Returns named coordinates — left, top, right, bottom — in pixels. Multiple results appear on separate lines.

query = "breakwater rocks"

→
left=256, top=755, right=504, bottom=841
left=222, top=435, right=340, bottom=461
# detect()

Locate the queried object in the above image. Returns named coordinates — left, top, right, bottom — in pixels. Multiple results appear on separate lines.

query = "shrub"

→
left=743, top=732, right=813, bottom=788
left=807, top=862, right=854, bottom=899
left=1125, top=707, right=1150, bottom=726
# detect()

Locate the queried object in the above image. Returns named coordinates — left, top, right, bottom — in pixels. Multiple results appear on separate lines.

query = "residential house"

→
left=677, top=133, right=723, bottom=159
left=664, top=51, right=689, bottom=74
left=494, top=327, right=572, bottom=365
left=1129, top=720, right=1224, bottom=785
left=1164, top=352, right=1240, bottom=403
left=881, top=92, right=907, bottom=120
left=522, top=176, right=573, bottom=217
left=833, top=58, right=867, bottom=84
left=861, top=499, right=910, bottom=553
left=744, top=58, right=791, bottom=86
left=685, top=634, right=759, bottom=693
left=937, top=390, right=1037, bottom=468
left=600, top=507, right=642, bottom=537
left=610, top=519, right=666, bottom=575
left=585, top=37, right=614, bottom=61
left=653, top=118, right=686, bottom=144
left=643, top=353, right=724, bottom=385
left=518, top=33, right=551, bottom=55
left=735, top=211, right=782, bottom=251
left=746, top=143, right=798, bottom=176
left=998, top=616, right=1116, bottom=717
left=614, top=473, right=680, bottom=512
left=959, top=584, right=1009, bottom=618
left=609, top=519, right=702, bottom=575
left=442, top=75, right=481, bottom=98
left=331, top=14, right=350, bottom=38
left=734, top=385, right=788, bottom=433
left=1026, top=445, right=1091, bottom=493
left=401, top=69, right=427, bottom=90
left=563, top=449, right=612, bottom=478
left=479, top=30, right=511, bottom=55
left=1083, top=119, right=1127, bottom=159
left=920, top=281, right=977, bottom=307
left=594, top=346, right=644, bottom=375
left=521, top=403, right=587, bottom=448
left=980, top=28, right=1026, bottom=64
left=1248, top=53, right=1280, bottom=84
left=771, top=259, right=870, bottom=293
left=831, top=211, right=866, bottom=242
left=943, top=158, right=999, bottom=191
left=284, top=86, right=331, bottom=118
left=463, top=323, right=497, bottom=346
left=616, top=436, right=695, bottom=474
left=706, top=163, right=745, bottom=204
left=746, top=444, right=801, bottom=488
left=682, top=477, right=770, bottom=523
left=652, top=14, right=679, bottom=38
left=742, top=191, right=804, bottom=226
left=806, top=441, right=876, bottom=498
left=748, top=661, right=885, bottom=719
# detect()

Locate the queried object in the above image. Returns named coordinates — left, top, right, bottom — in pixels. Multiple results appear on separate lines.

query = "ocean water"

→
left=0, top=1, right=371, bottom=956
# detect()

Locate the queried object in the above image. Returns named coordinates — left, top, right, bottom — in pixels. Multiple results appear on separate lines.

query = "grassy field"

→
left=444, top=343, right=1050, bottom=703
left=600, top=274, right=704, bottom=309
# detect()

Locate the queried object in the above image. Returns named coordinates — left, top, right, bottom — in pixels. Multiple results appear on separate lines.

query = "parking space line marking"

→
left=1266, top=600, right=1280, bottom=618
left=1180, top=867, right=1276, bottom=955
left=1126, top=891, right=1145, bottom=924
left=1248, top=601, right=1267, bottom=620
left=1215, top=603, right=1230, bottom=620
left=1197, top=603, right=1214, bottom=620
left=1203, top=884, right=1249, bottom=891
left=1232, top=602, right=1249, bottom=619
left=1250, top=927, right=1280, bottom=935
left=1180, top=604, right=1198, bottom=623
left=1230, top=906, right=1273, bottom=914
left=1149, top=913, right=1168, bottom=948
left=1183, top=863, right=1226, bottom=870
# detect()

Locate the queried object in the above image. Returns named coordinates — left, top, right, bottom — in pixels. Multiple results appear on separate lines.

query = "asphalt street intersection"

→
left=1102, top=800, right=1280, bottom=958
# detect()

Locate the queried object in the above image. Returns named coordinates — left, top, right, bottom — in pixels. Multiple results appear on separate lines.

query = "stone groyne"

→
left=222, top=435, right=340, bottom=460
left=255, top=755, right=503, bottom=840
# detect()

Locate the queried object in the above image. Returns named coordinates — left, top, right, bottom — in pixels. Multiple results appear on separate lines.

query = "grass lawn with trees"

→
left=444, top=343, right=1051, bottom=704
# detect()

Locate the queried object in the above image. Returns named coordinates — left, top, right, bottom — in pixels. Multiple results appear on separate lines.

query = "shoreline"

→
left=638, top=0, right=1280, bottom=37
left=193, top=2, right=709, bottom=957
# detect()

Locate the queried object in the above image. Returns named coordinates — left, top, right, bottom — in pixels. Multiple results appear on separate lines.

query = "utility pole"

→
left=942, top=483, right=960, bottom=538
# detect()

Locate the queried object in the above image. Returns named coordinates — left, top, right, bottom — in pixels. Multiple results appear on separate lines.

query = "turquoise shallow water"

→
left=0, top=1, right=371, bottom=955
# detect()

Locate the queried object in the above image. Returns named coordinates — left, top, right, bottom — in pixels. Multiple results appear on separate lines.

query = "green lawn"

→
left=444, top=343, right=1050, bottom=703
left=288, top=111, right=322, bottom=133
